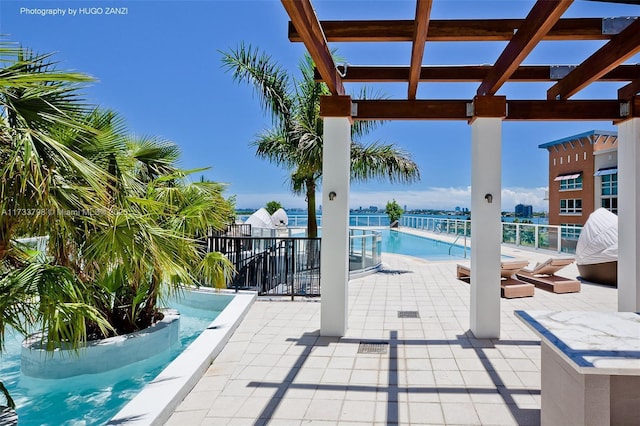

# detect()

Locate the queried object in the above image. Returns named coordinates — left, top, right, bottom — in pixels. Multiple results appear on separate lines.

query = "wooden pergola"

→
left=280, top=0, right=640, bottom=338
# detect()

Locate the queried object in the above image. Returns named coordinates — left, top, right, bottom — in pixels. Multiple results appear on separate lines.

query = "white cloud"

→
left=233, top=186, right=549, bottom=212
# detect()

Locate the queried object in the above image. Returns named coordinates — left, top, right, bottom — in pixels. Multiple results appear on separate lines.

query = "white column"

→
left=470, top=117, right=502, bottom=338
left=617, top=117, right=640, bottom=312
left=320, top=116, right=351, bottom=336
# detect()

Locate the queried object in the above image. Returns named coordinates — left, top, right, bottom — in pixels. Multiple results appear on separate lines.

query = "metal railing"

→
left=400, top=215, right=581, bottom=253
left=209, top=235, right=321, bottom=297
left=208, top=228, right=382, bottom=296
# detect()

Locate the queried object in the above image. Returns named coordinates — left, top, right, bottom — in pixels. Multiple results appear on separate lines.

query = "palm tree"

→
left=221, top=44, right=420, bottom=237
left=51, top=109, right=236, bottom=335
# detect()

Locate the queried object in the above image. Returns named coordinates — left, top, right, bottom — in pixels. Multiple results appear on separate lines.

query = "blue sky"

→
left=3, top=0, right=639, bottom=211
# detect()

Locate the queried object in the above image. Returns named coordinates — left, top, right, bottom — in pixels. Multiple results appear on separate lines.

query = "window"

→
left=561, top=224, right=582, bottom=240
left=602, top=198, right=618, bottom=214
left=559, top=175, right=583, bottom=190
left=601, top=173, right=618, bottom=214
left=560, top=199, right=582, bottom=214
left=601, top=173, right=617, bottom=196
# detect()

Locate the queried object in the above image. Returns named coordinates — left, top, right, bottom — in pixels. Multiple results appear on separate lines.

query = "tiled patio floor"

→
left=165, top=232, right=617, bottom=425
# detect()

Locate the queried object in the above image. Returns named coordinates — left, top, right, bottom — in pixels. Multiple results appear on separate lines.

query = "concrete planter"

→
left=21, top=310, right=180, bottom=379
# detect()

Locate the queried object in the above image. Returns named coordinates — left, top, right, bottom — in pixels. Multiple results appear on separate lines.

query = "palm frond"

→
left=220, top=42, right=292, bottom=127
left=350, top=141, right=421, bottom=184
left=350, top=85, right=388, bottom=138
left=252, top=129, right=297, bottom=168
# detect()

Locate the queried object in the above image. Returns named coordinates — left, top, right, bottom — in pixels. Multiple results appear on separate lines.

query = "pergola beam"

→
left=619, top=81, right=640, bottom=100
left=318, top=64, right=640, bottom=83
left=408, top=0, right=432, bottom=99
left=289, top=18, right=613, bottom=43
left=281, top=0, right=345, bottom=95
left=548, top=18, right=640, bottom=100
left=477, top=0, right=573, bottom=96
left=352, top=99, right=624, bottom=121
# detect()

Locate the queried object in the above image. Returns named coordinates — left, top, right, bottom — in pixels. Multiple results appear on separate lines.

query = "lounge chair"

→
left=456, top=259, right=534, bottom=299
left=516, top=257, right=581, bottom=293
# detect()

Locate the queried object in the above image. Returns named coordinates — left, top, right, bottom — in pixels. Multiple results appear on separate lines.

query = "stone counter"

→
left=516, top=310, right=640, bottom=426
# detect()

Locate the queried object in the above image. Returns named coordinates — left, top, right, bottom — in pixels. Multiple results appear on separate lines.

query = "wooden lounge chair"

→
left=456, top=259, right=534, bottom=299
left=516, top=257, right=581, bottom=294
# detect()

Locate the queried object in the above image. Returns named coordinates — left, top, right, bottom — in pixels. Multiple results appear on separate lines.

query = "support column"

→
left=320, top=96, right=352, bottom=336
left=469, top=96, right=506, bottom=339
left=617, top=97, right=640, bottom=312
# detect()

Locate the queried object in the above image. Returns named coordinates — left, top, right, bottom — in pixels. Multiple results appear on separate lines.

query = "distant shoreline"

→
left=236, top=210, right=549, bottom=225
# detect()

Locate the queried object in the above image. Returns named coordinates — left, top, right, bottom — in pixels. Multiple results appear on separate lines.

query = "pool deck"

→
left=165, top=228, right=617, bottom=425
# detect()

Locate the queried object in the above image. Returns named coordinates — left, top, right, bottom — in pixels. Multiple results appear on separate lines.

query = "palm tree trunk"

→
left=306, top=179, right=318, bottom=238
left=0, top=219, right=16, bottom=263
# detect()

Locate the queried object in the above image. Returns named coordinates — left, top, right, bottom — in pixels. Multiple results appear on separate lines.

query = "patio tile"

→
left=441, top=402, right=481, bottom=424
left=205, top=395, right=245, bottom=418
left=270, top=397, right=310, bottom=420
left=305, top=398, right=343, bottom=421
left=166, top=236, right=618, bottom=425
left=474, top=402, right=519, bottom=425
left=165, top=409, right=207, bottom=425
left=408, top=402, right=445, bottom=424
left=339, top=400, right=377, bottom=422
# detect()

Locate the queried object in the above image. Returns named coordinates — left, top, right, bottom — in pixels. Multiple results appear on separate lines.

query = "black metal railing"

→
left=209, top=235, right=321, bottom=297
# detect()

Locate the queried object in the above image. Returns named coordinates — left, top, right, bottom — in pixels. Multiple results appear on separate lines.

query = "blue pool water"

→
left=381, top=229, right=468, bottom=260
left=0, top=294, right=231, bottom=425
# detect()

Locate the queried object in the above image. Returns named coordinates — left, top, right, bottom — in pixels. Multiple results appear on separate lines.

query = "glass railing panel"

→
left=502, top=224, right=517, bottom=244
left=519, top=224, right=536, bottom=247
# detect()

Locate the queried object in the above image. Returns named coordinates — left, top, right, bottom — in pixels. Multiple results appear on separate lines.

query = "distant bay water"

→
left=236, top=211, right=549, bottom=226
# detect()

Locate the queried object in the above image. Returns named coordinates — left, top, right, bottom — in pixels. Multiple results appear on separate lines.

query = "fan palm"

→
left=221, top=43, right=420, bottom=237
left=0, top=43, right=115, bottom=345
left=1, top=43, right=236, bottom=345
left=51, top=109, right=236, bottom=334
left=0, top=42, right=109, bottom=263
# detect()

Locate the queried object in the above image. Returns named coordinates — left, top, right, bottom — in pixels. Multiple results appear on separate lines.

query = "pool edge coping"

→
left=107, top=289, right=257, bottom=426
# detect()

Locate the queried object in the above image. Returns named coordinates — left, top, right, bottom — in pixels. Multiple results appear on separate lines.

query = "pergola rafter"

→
left=408, top=0, right=432, bottom=99
left=476, top=0, right=573, bottom=96
left=619, top=80, right=640, bottom=99
left=314, top=64, right=640, bottom=83
left=547, top=17, right=640, bottom=100
left=282, top=0, right=345, bottom=95
left=288, top=18, right=617, bottom=43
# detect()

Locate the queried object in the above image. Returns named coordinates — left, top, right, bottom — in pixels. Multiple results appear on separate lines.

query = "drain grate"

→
left=398, top=310, right=420, bottom=318
left=357, top=341, right=388, bottom=354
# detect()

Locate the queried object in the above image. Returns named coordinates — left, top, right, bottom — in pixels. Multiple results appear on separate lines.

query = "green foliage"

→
left=385, top=199, right=404, bottom=224
left=0, top=42, right=236, bottom=355
left=265, top=201, right=283, bottom=215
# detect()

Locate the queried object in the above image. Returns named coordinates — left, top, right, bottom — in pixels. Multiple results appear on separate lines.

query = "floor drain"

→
left=398, top=310, right=420, bottom=318
left=357, top=341, right=388, bottom=354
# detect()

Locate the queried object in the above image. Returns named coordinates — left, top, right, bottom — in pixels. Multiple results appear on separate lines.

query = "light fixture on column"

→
left=329, top=191, right=337, bottom=201
left=484, top=193, right=493, bottom=203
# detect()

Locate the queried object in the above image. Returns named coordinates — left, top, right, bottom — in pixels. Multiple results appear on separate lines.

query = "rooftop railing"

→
left=400, top=215, right=581, bottom=254
left=207, top=225, right=382, bottom=297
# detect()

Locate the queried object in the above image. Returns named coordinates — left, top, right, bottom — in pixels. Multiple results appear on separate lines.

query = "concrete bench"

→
left=515, top=310, right=640, bottom=426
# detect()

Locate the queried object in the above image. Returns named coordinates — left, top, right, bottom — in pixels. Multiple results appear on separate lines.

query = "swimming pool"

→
left=381, top=229, right=468, bottom=260
left=1, top=294, right=232, bottom=426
